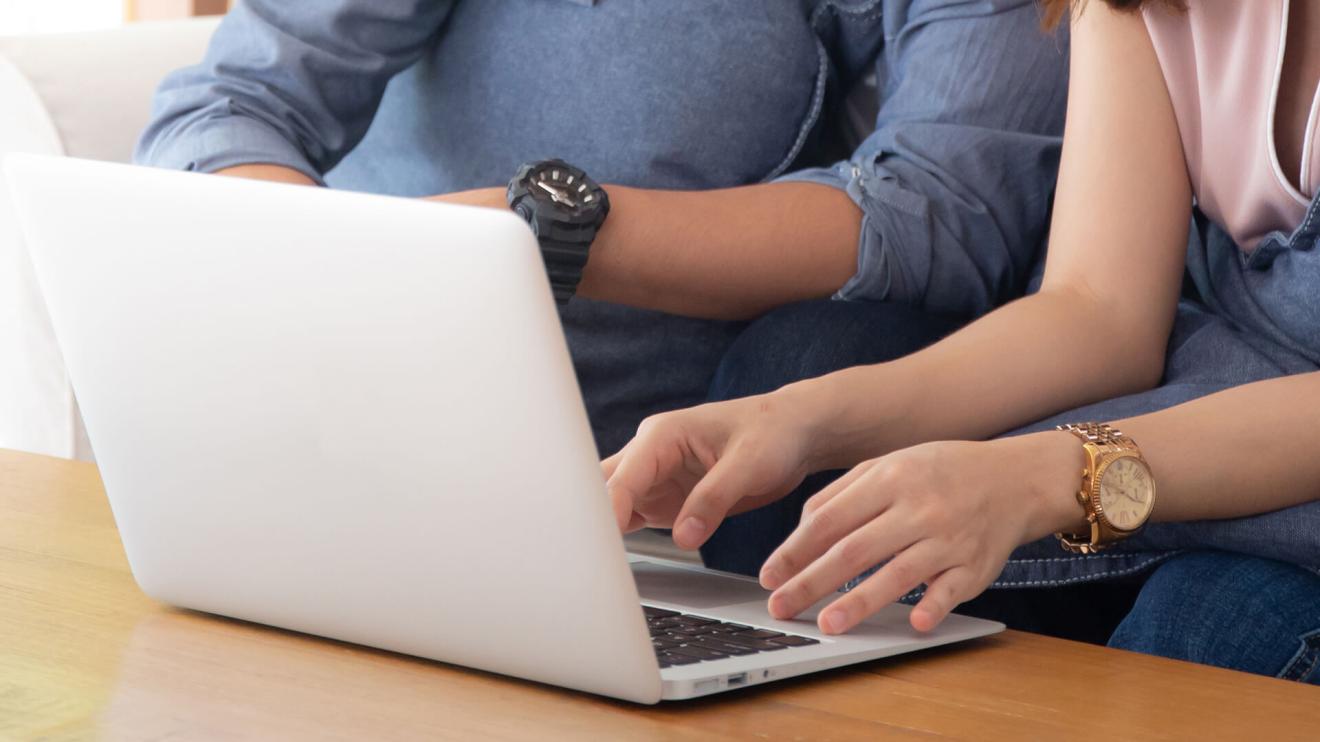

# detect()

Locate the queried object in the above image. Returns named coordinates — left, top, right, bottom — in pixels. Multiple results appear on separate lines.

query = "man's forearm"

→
left=219, top=165, right=861, bottom=321
left=578, top=182, right=860, bottom=320
left=215, top=164, right=318, bottom=186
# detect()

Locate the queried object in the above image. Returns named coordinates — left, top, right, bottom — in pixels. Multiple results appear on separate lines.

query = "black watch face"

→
left=525, top=162, right=606, bottom=221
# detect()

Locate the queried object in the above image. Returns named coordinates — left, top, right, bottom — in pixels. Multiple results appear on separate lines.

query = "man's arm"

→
left=427, top=0, right=1068, bottom=320
left=203, top=1, right=1065, bottom=323
left=578, top=182, right=860, bottom=320
left=215, top=165, right=317, bottom=187
left=773, top=0, right=1070, bottom=316
left=136, top=0, right=455, bottom=181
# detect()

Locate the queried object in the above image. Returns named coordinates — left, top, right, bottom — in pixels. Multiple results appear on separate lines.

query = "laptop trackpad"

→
left=630, top=561, right=769, bottom=608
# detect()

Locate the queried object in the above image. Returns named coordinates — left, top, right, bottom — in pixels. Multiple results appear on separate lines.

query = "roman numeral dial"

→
left=1097, top=456, right=1155, bottom=532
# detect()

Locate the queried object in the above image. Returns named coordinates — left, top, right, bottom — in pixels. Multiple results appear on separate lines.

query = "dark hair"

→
left=1039, top=0, right=1184, bottom=29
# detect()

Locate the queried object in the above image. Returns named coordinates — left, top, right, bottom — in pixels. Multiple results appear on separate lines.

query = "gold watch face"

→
left=1097, top=455, right=1155, bottom=531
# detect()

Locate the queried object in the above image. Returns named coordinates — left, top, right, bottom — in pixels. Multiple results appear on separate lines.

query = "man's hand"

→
left=601, top=388, right=826, bottom=550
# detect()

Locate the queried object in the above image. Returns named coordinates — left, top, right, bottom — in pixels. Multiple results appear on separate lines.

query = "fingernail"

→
left=822, top=608, right=849, bottom=634
left=675, top=517, right=706, bottom=547
left=760, top=565, right=781, bottom=590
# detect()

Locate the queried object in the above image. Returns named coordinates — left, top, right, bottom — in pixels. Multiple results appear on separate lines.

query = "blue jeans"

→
left=700, top=299, right=1320, bottom=685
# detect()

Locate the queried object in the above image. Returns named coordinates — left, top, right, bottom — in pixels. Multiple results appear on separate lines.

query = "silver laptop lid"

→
left=5, top=154, right=662, bottom=703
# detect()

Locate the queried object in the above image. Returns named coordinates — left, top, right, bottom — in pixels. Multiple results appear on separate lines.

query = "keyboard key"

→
left=667, top=645, right=730, bottom=661
left=687, top=638, right=758, bottom=656
left=769, top=635, right=820, bottom=647
left=641, top=606, right=820, bottom=669
left=647, top=617, right=683, bottom=632
left=657, top=652, right=702, bottom=668
left=666, top=626, right=716, bottom=637
left=715, top=634, right=790, bottom=651
left=732, top=629, right=785, bottom=640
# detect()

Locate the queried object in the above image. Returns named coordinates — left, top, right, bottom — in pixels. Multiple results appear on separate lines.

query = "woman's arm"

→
left=757, top=368, right=1320, bottom=636
left=1106, top=372, right=1320, bottom=522
left=790, top=1, right=1191, bottom=469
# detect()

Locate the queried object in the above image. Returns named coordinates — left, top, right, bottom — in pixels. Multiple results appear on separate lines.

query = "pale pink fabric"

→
left=1144, top=0, right=1320, bottom=252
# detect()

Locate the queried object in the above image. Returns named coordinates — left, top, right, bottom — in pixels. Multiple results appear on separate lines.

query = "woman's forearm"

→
left=1108, top=371, right=1320, bottom=521
left=787, top=287, right=1170, bottom=470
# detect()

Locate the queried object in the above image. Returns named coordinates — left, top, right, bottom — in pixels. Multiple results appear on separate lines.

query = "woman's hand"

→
left=602, top=387, right=828, bottom=550
left=760, top=433, right=1084, bottom=634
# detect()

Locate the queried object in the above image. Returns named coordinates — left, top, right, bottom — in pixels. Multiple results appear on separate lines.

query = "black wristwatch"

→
left=507, top=159, right=610, bottom=303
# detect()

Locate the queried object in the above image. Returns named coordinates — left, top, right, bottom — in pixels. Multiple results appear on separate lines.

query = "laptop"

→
left=4, top=154, right=1003, bottom=703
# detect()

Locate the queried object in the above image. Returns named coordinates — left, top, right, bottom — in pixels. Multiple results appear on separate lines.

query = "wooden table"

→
left=2, top=448, right=1316, bottom=741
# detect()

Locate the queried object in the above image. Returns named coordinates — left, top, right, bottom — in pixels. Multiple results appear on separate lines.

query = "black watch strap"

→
left=540, top=237, right=592, bottom=303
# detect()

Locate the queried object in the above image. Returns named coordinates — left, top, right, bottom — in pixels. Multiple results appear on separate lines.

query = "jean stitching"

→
left=763, top=0, right=884, bottom=182
left=1289, top=195, right=1320, bottom=248
left=763, top=38, right=829, bottom=181
left=1001, top=553, right=1171, bottom=564
left=810, top=0, right=885, bottom=28
left=1279, top=629, right=1320, bottom=683
left=844, top=552, right=1180, bottom=596
left=990, top=553, right=1180, bottom=589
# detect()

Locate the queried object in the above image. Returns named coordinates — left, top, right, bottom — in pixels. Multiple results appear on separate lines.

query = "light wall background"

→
left=0, top=0, right=229, bottom=35
left=0, top=0, right=123, bottom=34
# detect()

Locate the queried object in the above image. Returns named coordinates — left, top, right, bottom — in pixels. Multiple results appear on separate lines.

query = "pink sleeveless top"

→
left=1144, top=0, right=1320, bottom=252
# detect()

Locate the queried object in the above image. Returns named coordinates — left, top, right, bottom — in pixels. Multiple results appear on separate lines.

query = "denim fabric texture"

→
left=699, top=299, right=1320, bottom=682
left=1000, top=196, right=1320, bottom=583
left=1107, top=552, right=1320, bottom=684
left=134, top=0, right=1068, bottom=456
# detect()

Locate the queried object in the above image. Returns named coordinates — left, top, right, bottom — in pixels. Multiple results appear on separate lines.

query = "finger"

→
left=766, top=509, right=921, bottom=621
left=798, top=463, right=871, bottom=520
left=909, top=566, right=978, bottom=633
left=603, top=450, right=634, bottom=530
left=759, top=469, right=893, bottom=590
left=624, top=510, right=648, bottom=534
left=670, top=445, right=778, bottom=550
left=601, top=451, right=622, bottom=482
left=814, top=539, right=947, bottom=635
left=604, top=428, right=683, bottom=532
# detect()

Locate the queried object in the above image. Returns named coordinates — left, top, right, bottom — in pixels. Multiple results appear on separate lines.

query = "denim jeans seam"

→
left=990, top=552, right=1180, bottom=589
left=1004, top=554, right=1169, bottom=564
left=763, top=0, right=884, bottom=182
left=1278, top=628, right=1320, bottom=683
left=763, top=38, right=830, bottom=181
left=1296, top=198, right=1319, bottom=240
left=811, top=0, right=886, bottom=27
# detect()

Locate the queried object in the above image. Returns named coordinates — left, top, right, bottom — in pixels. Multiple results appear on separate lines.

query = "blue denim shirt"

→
left=136, top=0, right=1068, bottom=317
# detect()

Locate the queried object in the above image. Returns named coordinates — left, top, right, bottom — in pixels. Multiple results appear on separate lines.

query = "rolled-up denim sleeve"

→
left=134, top=0, right=456, bottom=181
left=780, top=0, right=1068, bottom=314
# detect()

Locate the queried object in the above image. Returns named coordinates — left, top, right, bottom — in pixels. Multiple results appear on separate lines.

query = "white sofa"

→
left=0, top=19, right=220, bottom=460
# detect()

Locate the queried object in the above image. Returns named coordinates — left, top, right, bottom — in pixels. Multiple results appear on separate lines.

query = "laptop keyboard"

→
left=644, top=605, right=820, bottom=669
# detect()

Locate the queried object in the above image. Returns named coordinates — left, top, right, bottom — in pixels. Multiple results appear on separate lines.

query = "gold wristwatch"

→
left=1054, top=423, right=1156, bottom=554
